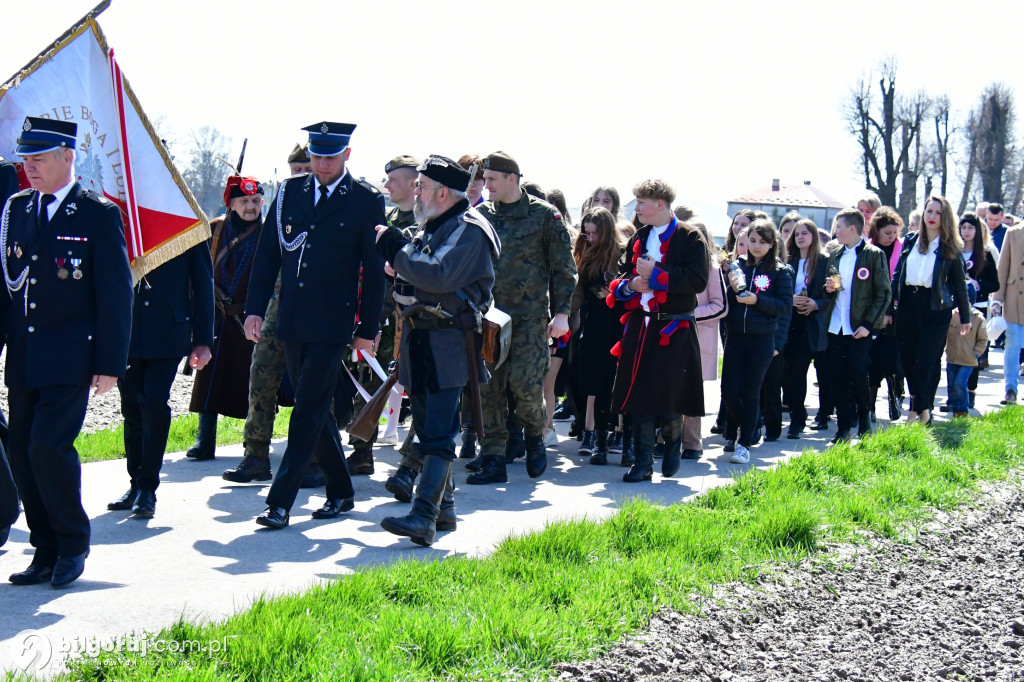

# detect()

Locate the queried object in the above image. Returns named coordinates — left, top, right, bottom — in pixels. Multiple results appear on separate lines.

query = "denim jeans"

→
left=1005, top=322, right=1023, bottom=394
left=945, top=364, right=974, bottom=413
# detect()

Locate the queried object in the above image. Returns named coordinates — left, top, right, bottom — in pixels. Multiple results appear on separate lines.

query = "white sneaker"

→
left=378, top=434, right=401, bottom=446
left=544, top=429, right=558, bottom=447
left=729, top=445, right=750, bottom=464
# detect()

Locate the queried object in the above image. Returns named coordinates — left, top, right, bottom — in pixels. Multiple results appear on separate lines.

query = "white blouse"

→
left=905, top=235, right=940, bottom=287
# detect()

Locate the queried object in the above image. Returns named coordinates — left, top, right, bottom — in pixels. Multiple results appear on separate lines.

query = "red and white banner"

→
left=0, top=17, right=209, bottom=281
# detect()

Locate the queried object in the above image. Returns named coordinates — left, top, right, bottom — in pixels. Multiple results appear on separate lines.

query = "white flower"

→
left=752, top=274, right=771, bottom=291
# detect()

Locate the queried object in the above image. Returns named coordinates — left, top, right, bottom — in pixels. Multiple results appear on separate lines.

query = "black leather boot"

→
left=466, top=455, right=507, bottom=484
left=589, top=430, right=608, bottom=465
left=620, top=422, right=635, bottom=467
left=504, top=432, right=526, bottom=463
left=525, top=434, right=547, bottom=478
left=436, top=472, right=456, bottom=531
left=623, top=420, right=655, bottom=482
left=223, top=453, right=272, bottom=483
left=385, top=465, right=418, bottom=503
left=381, top=454, right=451, bottom=546
left=661, top=432, right=682, bottom=478
left=465, top=451, right=484, bottom=472
left=459, top=430, right=477, bottom=459
left=186, top=413, right=217, bottom=460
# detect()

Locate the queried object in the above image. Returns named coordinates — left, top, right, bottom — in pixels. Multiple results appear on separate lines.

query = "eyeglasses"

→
left=415, top=183, right=444, bottom=192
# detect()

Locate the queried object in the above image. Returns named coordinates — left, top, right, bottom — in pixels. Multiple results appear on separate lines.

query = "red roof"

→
left=731, top=183, right=846, bottom=209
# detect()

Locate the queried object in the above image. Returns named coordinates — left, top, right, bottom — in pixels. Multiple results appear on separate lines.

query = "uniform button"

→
left=27, top=326, right=34, bottom=333
left=88, top=335, right=93, bottom=341
left=29, top=278, right=36, bottom=284
left=310, top=224, right=315, bottom=229
left=302, top=262, right=308, bottom=268
left=298, top=282, right=304, bottom=288
left=29, top=302, right=36, bottom=309
left=144, top=301, right=150, bottom=306
left=31, top=255, right=38, bottom=261
left=339, top=222, right=344, bottom=227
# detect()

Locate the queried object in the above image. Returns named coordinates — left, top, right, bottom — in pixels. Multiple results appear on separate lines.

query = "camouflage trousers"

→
left=478, top=317, right=549, bottom=458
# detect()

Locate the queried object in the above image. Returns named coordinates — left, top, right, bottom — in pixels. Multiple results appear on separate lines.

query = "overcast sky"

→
left=2, top=0, right=1022, bottom=234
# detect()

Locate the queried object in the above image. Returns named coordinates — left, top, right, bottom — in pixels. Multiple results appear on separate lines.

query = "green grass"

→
left=43, top=409, right=1024, bottom=680
left=74, top=409, right=293, bottom=463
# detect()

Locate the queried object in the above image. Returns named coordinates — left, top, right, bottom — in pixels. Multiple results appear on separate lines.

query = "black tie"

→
left=316, top=184, right=328, bottom=210
left=39, top=194, right=56, bottom=228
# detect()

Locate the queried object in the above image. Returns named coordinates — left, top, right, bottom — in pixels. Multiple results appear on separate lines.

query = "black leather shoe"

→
left=256, top=506, right=289, bottom=529
left=723, top=440, right=736, bottom=453
left=465, top=452, right=484, bottom=472
left=810, top=419, right=830, bottom=431
left=681, top=448, right=702, bottom=460
left=10, top=560, right=54, bottom=585
left=764, top=433, right=780, bottom=443
left=347, top=447, right=374, bottom=476
left=51, top=553, right=87, bottom=588
left=829, top=430, right=851, bottom=445
left=385, top=465, right=418, bottom=503
left=623, top=464, right=653, bottom=482
left=504, top=436, right=526, bottom=463
left=131, top=489, right=156, bottom=518
left=223, top=456, right=272, bottom=483
left=107, top=487, right=138, bottom=511
left=750, top=427, right=762, bottom=446
left=300, top=462, right=327, bottom=488
left=466, top=456, right=508, bottom=485
left=525, top=435, right=547, bottom=478
left=186, top=413, right=218, bottom=460
left=311, top=497, right=354, bottom=519
left=786, top=428, right=802, bottom=440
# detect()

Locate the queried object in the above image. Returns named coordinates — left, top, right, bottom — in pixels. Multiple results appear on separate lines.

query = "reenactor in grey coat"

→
left=375, top=155, right=500, bottom=546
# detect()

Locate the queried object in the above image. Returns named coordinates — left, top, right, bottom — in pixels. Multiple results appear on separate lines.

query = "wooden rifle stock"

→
left=348, top=363, right=400, bottom=442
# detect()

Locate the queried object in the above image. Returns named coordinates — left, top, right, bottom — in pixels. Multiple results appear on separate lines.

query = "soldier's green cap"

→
left=482, top=151, right=520, bottom=176
left=287, top=143, right=309, bottom=164
left=384, top=155, right=420, bottom=174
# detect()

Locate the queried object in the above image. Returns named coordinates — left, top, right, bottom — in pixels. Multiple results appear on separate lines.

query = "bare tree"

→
left=845, top=58, right=925, bottom=217
left=975, top=83, right=1016, bottom=204
left=182, top=126, right=232, bottom=218
left=932, top=95, right=952, bottom=197
left=897, top=91, right=929, bottom=218
left=957, top=108, right=980, bottom=214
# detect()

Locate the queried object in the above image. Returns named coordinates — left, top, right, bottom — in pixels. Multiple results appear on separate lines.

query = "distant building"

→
left=727, top=179, right=847, bottom=231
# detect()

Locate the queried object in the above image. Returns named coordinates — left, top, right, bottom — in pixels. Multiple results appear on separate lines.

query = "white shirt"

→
left=38, top=180, right=75, bottom=221
left=314, top=170, right=347, bottom=206
left=828, top=239, right=861, bottom=335
left=640, top=220, right=672, bottom=313
left=795, top=257, right=808, bottom=295
left=905, top=234, right=940, bottom=287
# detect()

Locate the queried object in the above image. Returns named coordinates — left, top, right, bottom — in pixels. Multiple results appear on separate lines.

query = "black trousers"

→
left=785, top=327, right=818, bottom=429
left=759, top=354, right=784, bottom=438
left=824, top=332, right=873, bottom=432
left=266, top=342, right=354, bottom=511
left=119, top=357, right=182, bottom=491
left=411, top=385, right=462, bottom=463
left=721, top=332, right=775, bottom=447
left=896, top=288, right=951, bottom=413
left=7, top=385, right=91, bottom=560
left=1, top=439, right=18, bottom=528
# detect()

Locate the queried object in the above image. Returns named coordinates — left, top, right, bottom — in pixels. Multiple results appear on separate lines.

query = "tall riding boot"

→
left=623, top=419, right=655, bottom=482
left=661, top=427, right=682, bottom=478
left=620, top=420, right=635, bottom=467
left=381, top=454, right=451, bottom=546
left=459, top=429, right=477, bottom=459
left=436, top=472, right=456, bottom=531
left=186, top=413, right=217, bottom=460
left=466, top=455, right=507, bottom=485
left=589, top=430, right=608, bottom=465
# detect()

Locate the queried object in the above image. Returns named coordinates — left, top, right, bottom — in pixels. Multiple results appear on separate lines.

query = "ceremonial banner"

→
left=0, top=4, right=209, bottom=282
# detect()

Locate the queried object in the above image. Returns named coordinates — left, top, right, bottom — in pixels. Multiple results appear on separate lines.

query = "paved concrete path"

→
left=1, top=348, right=1017, bottom=675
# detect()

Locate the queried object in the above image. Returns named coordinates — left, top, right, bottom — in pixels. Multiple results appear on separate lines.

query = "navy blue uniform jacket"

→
left=129, top=243, right=214, bottom=358
left=1, top=183, right=133, bottom=389
left=245, top=172, right=386, bottom=344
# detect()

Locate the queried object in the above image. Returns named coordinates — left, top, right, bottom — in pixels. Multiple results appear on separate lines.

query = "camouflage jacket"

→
left=477, top=190, right=577, bottom=320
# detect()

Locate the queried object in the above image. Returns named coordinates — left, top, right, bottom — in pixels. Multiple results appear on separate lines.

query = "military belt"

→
left=641, top=311, right=696, bottom=323
left=405, top=316, right=462, bottom=331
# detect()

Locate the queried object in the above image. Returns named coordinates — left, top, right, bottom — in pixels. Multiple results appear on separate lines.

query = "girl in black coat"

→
left=958, top=212, right=999, bottom=404
left=721, top=219, right=794, bottom=464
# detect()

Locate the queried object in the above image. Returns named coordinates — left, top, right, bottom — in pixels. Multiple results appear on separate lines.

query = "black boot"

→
left=186, top=413, right=217, bottom=460
left=624, top=420, right=655, bottom=482
left=459, top=430, right=477, bottom=459
left=661, top=433, right=682, bottom=478
left=466, top=455, right=507, bottom=484
left=385, top=465, right=419, bottom=503
left=381, top=455, right=451, bottom=546
left=620, top=422, right=635, bottom=467
left=504, top=432, right=526, bottom=463
left=887, top=375, right=903, bottom=420
left=222, top=454, right=273, bottom=483
left=525, top=434, right=547, bottom=478
left=436, top=472, right=456, bottom=531
left=589, top=430, right=608, bottom=465
left=465, top=451, right=484, bottom=472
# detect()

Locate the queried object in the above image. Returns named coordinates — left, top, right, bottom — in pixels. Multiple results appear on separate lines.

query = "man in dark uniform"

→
left=2, top=117, right=133, bottom=586
left=375, top=155, right=500, bottom=546
left=106, top=240, right=215, bottom=516
left=186, top=177, right=265, bottom=460
left=336, top=155, right=419, bottom=476
left=0, top=157, right=20, bottom=548
left=244, top=121, right=386, bottom=529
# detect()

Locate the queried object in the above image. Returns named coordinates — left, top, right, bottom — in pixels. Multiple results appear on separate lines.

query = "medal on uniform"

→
left=56, top=257, right=69, bottom=280
left=14, top=244, right=22, bottom=259
left=71, top=258, right=83, bottom=280
left=285, top=224, right=292, bottom=235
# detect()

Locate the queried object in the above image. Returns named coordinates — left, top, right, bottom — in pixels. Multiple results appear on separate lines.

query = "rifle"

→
left=348, top=362, right=399, bottom=442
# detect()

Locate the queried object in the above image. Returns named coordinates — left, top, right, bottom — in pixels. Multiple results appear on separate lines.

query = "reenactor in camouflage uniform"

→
left=222, top=145, right=324, bottom=485
left=467, top=152, right=577, bottom=485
